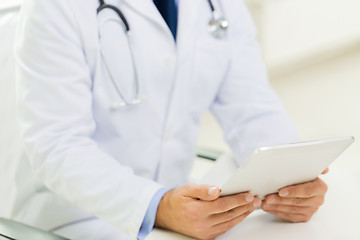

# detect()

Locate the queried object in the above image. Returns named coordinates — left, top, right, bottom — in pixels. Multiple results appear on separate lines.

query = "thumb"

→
left=184, top=184, right=220, bottom=201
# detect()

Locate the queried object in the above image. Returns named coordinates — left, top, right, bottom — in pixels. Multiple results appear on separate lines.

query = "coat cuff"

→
left=138, top=188, right=168, bottom=240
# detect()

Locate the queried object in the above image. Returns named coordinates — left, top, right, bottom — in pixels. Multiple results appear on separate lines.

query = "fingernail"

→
left=246, top=194, right=254, bottom=202
left=279, top=189, right=289, bottom=197
left=208, top=187, right=218, bottom=196
left=254, top=199, right=261, bottom=208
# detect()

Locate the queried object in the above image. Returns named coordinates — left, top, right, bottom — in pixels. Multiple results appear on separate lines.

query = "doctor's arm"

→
left=15, top=1, right=164, bottom=238
left=210, top=1, right=327, bottom=222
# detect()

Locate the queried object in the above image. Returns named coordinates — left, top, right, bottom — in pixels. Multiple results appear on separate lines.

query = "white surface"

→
left=246, top=0, right=360, bottom=69
left=201, top=137, right=354, bottom=199
left=146, top=168, right=360, bottom=239
left=271, top=49, right=360, bottom=171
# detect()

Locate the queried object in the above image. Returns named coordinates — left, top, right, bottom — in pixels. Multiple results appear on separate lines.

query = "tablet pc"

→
left=201, top=137, right=355, bottom=200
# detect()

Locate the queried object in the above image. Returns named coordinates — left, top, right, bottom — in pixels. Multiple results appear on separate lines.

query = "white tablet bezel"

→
left=219, top=137, right=355, bottom=199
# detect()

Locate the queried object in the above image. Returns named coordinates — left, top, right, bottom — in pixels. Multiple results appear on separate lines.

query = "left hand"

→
left=261, top=169, right=329, bottom=222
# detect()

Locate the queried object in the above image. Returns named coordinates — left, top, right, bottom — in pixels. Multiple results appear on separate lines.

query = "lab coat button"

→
left=163, top=132, right=171, bottom=142
left=164, top=57, right=175, bottom=67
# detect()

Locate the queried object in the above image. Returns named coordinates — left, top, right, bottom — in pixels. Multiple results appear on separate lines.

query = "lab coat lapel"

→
left=177, top=0, right=203, bottom=45
left=163, top=0, right=203, bottom=130
left=176, top=0, right=203, bottom=61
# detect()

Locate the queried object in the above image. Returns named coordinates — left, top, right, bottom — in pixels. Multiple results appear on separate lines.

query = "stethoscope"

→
left=97, top=0, right=229, bottom=109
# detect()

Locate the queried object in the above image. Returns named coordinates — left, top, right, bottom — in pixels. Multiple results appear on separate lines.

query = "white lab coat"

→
left=11, top=0, right=298, bottom=238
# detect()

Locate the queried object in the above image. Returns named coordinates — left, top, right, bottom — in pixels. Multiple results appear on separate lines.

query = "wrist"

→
left=154, top=189, right=172, bottom=229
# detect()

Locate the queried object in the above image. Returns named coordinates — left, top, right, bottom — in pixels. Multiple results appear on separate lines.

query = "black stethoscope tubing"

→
left=96, top=0, right=228, bottom=109
left=97, top=3, right=130, bottom=32
left=207, top=0, right=215, bottom=12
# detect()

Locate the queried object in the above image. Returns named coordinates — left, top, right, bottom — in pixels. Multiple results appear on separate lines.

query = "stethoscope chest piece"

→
left=208, top=13, right=229, bottom=39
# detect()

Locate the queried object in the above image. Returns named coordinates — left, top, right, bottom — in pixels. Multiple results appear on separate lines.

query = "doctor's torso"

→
left=11, top=0, right=297, bottom=233
left=74, top=0, right=235, bottom=184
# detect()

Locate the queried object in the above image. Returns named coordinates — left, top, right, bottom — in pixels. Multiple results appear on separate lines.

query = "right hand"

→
left=155, top=184, right=261, bottom=240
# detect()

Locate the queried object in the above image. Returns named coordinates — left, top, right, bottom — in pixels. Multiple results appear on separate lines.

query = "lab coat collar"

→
left=120, top=0, right=203, bottom=44
left=121, top=0, right=173, bottom=39
left=99, top=0, right=171, bottom=38
left=177, top=0, right=203, bottom=43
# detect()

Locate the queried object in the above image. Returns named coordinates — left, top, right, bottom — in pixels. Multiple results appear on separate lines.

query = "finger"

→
left=265, top=210, right=311, bottom=223
left=184, top=184, right=220, bottom=201
left=210, top=198, right=261, bottom=225
left=322, top=168, right=329, bottom=174
left=204, top=192, right=255, bottom=214
left=263, top=194, right=325, bottom=207
left=211, top=209, right=254, bottom=235
left=262, top=203, right=317, bottom=216
left=278, top=178, right=328, bottom=198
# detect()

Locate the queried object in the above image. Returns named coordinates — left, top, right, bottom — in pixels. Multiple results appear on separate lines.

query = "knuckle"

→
left=193, top=185, right=202, bottom=193
left=247, top=203, right=254, bottom=212
left=304, top=186, right=313, bottom=197
left=184, top=183, right=194, bottom=193
left=218, top=199, right=228, bottom=212
left=292, top=197, right=302, bottom=205
left=188, top=183, right=204, bottom=195
left=237, top=196, right=244, bottom=205
left=226, top=208, right=236, bottom=220
left=288, top=188, right=296, bottom=196
left=226, top=219, right=236, bottom=229
left=289, top=205, right=298, bottom=213
left=226, top=215, right=243, bottom=229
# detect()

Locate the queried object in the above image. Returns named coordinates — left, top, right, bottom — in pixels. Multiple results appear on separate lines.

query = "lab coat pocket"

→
left=190, top=38, right=231, bottom=111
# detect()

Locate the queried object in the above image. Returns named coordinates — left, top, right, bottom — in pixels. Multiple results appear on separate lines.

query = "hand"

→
left=261, top=169, right=329, bottom=222
left=155, top=184, right=262, bottom=240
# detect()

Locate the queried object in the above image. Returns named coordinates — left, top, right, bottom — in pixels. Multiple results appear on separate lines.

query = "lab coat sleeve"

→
left=15, top=0, right=163, bottom=238
left=210, top=1, right=299, bottom=165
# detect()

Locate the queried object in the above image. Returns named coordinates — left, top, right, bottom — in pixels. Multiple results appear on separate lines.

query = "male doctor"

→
left=12, top=0, right=328, bottom=239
